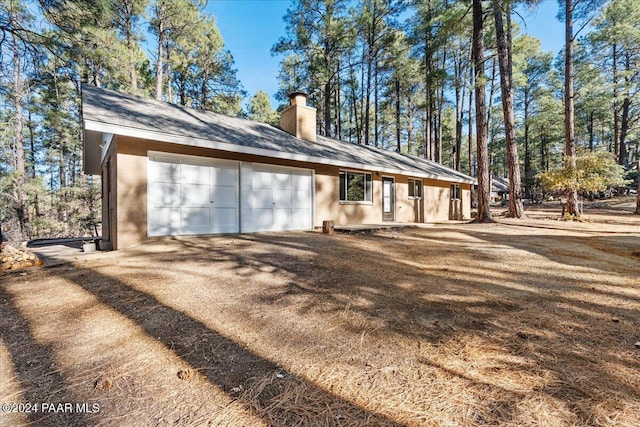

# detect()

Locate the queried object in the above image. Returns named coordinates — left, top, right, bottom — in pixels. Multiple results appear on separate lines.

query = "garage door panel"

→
left=292, top=190, right=311, bottom=209
left=181, top=207, right=211, bottom=233
left=273, top=189, right=292, bottom=208
left=212, top=208, right=238, bottom=233
left=273, top=208, right=292, bottom=230
left=181, top=183, right=210, bottom=205
left=212, top=166, right=237, bottom=184
left=253, top=188, right=273, bottom=209
left=253, top=208, right=274, bottom=229
left=291, top=208, right=311, bottom=229
left=252, top=169, right=273, bottom=188
left=149, top=182, right=181, bottom=206
left=149, top=207, right=180, bottom=236
left=292, top=173, right=311, bottom=190
left=181, top=163, right=210, bottom=183
left=273, top=172, right=292, bottom=189
left=149, top=160, right=179, bottom=183
left=211, top=185, right=237, bottom=207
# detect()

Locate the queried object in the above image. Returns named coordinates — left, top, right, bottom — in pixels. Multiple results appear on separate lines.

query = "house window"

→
left=451, top=184, right=461, bottom=200
left=339, top=171, right=372, bottom=202
left=408, top=179, right=422, bottom=199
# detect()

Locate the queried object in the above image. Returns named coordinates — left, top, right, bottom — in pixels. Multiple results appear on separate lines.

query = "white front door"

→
left=148, top=153, right=239, bottom=236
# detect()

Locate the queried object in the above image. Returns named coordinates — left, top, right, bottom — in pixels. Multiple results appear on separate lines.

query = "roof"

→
left=82, top=84, right=475, bottom=184
left=492, top=177, right=510, bottom=192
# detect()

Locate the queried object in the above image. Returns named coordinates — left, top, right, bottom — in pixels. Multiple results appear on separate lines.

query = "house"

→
left=82, top=85, right=475, bottom=249
left=491, top=177, right=510, bottom=203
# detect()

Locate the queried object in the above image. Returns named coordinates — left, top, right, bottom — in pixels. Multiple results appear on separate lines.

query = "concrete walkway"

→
left=27, top=237, right=104, bottom=266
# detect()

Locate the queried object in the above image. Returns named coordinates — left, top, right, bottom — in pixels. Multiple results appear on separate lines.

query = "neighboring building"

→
left=82, top=85, right=474, bottom=249
left=491, top=177, right=510, bottom=203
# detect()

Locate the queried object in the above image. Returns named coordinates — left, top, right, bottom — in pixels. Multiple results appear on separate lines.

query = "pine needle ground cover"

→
left=1, top=200, right=639, bottom=426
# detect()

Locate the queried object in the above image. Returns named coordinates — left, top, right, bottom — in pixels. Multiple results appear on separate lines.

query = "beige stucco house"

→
left=82, top=85, right=474, bottom=249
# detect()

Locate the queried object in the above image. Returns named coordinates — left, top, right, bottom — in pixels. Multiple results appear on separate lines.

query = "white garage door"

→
left=242, top=164, right=313, bottom=232
left=148, top=153, right=239, bottom=236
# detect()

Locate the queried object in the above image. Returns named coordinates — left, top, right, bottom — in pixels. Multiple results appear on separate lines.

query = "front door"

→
left=382, top=177, right=395, bottom=222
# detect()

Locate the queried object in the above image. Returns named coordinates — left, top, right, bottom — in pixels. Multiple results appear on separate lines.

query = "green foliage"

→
left=247, top=91, right=279, bottom=126
left=537, top=151, right=628, bottom=193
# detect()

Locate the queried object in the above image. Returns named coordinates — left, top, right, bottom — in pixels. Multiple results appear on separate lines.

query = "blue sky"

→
left=206, top=0, right=565, bottom=109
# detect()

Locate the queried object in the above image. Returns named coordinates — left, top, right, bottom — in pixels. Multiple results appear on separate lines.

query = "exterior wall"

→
left=423, top=179, right=451, bottom=222
left=461, top=184, right=471, bottom=219
left=116, top=140, right=148, bottom=249
left=101, top=140, right=118, bottom=248
left=109, top=136, right=470, bottom=248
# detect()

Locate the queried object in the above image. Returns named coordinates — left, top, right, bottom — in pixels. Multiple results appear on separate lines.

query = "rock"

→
left=34, top=259, right=44, bottom=266
left=94, top=376, right=113, bottom=390
left=177, top=369, right=194, bottom=380
left=635, top=342, right=640, bottom=349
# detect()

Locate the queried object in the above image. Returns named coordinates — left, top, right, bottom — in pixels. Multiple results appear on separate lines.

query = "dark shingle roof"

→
left=82, top=84, right=474, bottom=184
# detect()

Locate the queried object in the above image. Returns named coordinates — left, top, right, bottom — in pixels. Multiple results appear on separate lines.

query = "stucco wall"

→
left=116, top=142, right=147, bottom=249
left=423, top=179, right=451, bottom=222
left=107, top=136, right=470, bottom=248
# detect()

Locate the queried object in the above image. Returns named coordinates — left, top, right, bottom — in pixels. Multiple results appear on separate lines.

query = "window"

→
left=339, top=171, right=372, bottom=202
left=451, top=184, right=461, bottom=200
left=408, top=179, right=422, bottom=199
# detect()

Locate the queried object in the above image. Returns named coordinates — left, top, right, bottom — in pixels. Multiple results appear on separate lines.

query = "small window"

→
left=408, top=179, right=422, bottom=199
left=339, top=171, right=372, bottom=202
left=451, top=184, right=461, bottom=200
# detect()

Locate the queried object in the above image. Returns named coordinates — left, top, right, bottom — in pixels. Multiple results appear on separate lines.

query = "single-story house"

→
left=82, top=85, right=474, bottom=249
left=491, top=177, right=510, bottom=203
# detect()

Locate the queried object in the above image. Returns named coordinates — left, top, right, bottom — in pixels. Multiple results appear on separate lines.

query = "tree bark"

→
left=636, top=159, right=640, bottom=215
left=11, top=12, right=29, bottom=240
left=155, top=18, right=164, bottom=101
left=618, top=51, right=631, bottom=166
left=473, top=0, right=494, bottom=223
left=395, top=78, right=401, bottom=152
left=564, top=0, right=580, bottom=216
left=493, top=0, right=523, bottom=218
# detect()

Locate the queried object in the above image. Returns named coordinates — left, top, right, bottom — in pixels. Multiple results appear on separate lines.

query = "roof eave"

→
left=83, top=119, right=475, bottom=184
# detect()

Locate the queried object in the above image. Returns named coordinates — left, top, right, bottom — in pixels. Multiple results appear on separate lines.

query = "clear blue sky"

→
left=206, top=0, right=565, bottom=109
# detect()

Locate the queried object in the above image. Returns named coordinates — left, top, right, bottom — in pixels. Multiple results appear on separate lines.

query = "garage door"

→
left=148, top=153, right=239, bottom=236
left=242, top=164, right=313, bottom=232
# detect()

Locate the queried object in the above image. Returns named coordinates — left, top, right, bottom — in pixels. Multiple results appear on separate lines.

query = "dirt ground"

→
left=1, top=198, right=639, bottom=426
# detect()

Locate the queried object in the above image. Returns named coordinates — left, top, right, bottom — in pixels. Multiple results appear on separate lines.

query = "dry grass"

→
left=1, top=199, right=639, bottom=426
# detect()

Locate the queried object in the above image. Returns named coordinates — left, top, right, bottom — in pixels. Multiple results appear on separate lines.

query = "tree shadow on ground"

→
left=155, top=229, right=640, bottom=425
left=52, top=266, right=402, bottom=426
left=0, top=287, right=90, bottom=427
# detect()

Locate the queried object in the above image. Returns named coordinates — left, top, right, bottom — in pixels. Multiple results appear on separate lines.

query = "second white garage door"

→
left=241, top=163, right=313, bottom=233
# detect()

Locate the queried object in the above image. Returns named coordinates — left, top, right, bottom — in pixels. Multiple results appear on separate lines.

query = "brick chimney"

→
left=280, top=92, right=317, bottom=142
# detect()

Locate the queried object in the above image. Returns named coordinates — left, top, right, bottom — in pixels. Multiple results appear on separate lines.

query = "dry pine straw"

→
left=1, top=203, right=640, bottom=426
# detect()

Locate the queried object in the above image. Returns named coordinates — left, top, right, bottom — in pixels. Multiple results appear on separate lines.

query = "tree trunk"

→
left=424, top=36, right=433, bottom=160
left=524, top=87, right=531, bottom=199
left=11, top=13, right=29, bottom=240
left=395, top=78, right=401, bottom=152
left=468, top=47, right=474, bottom=176
left=618, top=51, right=631, bottom=166
left=473, top=0, right=494, bottom=223
left=324, top=78, right=332, bottom=137
left=636, top=159, right=640, bottom=215
left=155, top=19, right=164, bottom=101
left=493, top=0, right=523, bottom=218
left=125, top=2, right=137, bottom=93
left=564, top=0, right=580, bottom=216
